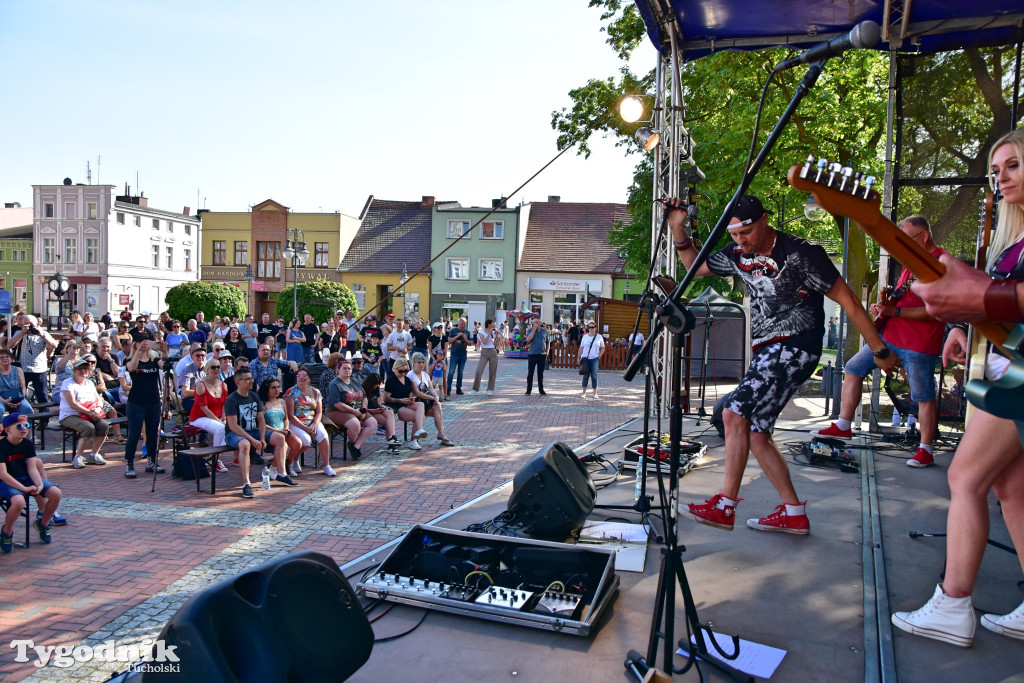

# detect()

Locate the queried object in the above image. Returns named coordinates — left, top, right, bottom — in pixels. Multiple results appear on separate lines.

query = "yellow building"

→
left=200, top=199, right=359, bottom=317
left=338, top=196, right=434, bottom=322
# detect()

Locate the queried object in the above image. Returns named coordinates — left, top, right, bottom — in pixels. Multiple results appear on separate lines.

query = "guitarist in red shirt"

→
left=813, top=215, right=948, bottom=467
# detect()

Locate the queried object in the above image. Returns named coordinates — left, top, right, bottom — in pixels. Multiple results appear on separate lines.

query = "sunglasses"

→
left=395, top=369, right=408, bottom=374
left=11, top=423, right=28, bottom=430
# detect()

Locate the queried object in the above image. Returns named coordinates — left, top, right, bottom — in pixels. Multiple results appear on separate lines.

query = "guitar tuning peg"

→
left=851, top=171, right=863, bottom=195
left=814, top=158, right=829, bottom=183
left=839, top=167, right=854, bottom=192
left=800, top=154, right=816, bottom=179
left=827, top=162, right=842, bottom=187
left=862, top=175, right=876, bottom=198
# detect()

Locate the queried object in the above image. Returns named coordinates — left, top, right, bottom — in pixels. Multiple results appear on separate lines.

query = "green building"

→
left=0, top=225, right=34, bottom=313
left=430, top=201, right=520, bottom=325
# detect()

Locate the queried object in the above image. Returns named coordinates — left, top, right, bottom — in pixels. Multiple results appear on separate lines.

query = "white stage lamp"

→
left=635, top=127, right=660, bottom=152
left=619, top=96, right=644, bottom=123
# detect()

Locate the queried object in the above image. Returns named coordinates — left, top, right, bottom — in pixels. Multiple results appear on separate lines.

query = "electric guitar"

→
left=874, top=287, right=892, bottom=334
left=787, top=158, right=1024, bottom=439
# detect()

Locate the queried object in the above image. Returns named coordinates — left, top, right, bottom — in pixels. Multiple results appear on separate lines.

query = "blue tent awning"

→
left=634, top=1, right=1023, bottom=59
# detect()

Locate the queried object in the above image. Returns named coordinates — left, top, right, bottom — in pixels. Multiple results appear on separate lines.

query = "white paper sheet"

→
left=676, top=630, right=787, bottom=679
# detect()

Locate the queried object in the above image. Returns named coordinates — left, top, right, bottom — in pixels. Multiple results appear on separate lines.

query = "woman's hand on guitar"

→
left=911, top=254, right=990, bottom=322
left=942, top=327, right=968, bottom=367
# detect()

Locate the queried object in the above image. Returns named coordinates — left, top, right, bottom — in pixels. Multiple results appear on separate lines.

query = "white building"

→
left=32, top=179, right=200, bottom=321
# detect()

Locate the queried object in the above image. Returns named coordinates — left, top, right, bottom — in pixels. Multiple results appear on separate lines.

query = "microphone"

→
left=775, top=20, right=880, bottom=71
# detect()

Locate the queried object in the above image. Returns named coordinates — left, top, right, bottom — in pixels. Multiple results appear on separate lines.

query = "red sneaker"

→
left=747, top=502, right=810, bottom=535
left=679, top=494, right=740, bottom=531
left=811, top=423, right=852, bottom=439
left=907, top=448, right=934, bottom=468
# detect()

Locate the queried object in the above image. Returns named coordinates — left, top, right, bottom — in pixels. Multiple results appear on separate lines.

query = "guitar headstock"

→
left=787, top=156, right=882, bottom=225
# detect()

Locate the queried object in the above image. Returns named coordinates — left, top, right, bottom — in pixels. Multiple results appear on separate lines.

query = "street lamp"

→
left=281, top=229, right=309, bottom=319
left=398, top=263, right=408, bottom=319
left=243, top=263, right=254, bottom=313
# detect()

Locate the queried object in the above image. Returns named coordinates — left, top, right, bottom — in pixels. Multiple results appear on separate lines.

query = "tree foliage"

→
left=275, top=279, right=357, bottom=323
left=165, top=281, right=246, bottom=322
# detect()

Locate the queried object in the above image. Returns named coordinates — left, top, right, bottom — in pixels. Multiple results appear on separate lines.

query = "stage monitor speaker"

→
left=145, top=551, right=372, bottom=683
left=711, top=392, right=733, bottom=438
left=507, top=442, right=596, bottom=539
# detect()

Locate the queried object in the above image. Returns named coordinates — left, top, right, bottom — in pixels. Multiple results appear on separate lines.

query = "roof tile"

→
left=519, top=202, right=629, bottom=273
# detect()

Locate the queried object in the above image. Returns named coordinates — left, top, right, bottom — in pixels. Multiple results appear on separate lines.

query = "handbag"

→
left=578, top=336, right=596, bottom=375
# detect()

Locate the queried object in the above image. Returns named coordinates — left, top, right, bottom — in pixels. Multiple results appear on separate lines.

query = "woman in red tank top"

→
left=189, top=358, right=229, bottom=472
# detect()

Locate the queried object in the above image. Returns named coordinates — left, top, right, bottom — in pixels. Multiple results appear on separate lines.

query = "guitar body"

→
left=787, top=161, right=1024, bottom=438
left=874, top=287, right=892, bottom=335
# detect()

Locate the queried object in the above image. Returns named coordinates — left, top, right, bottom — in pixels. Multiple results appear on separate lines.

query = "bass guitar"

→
left=787, top=158, right=1024, bottom=440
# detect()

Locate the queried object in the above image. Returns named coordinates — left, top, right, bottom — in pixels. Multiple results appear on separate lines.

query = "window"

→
left=212, top=241, right=226, bottom=265
left=479, top=258, right=503, bottom=281
left=152, top=245, right=160, bottom=268
left=481, top=221, right=503, bottom=239
left=43, top=238, right=55, bottom=263
left=64, top=238, right=77, bottom=263
left=65, top=202, right=75, bottom=219
left=166, top=246, right=173, bottom=269
left=18, top=250, right=26, bottom=262
left=447, top=220, right=469, bottom=239
left=233, top=241, right=248, bottom=265
left=0, top=250, right=5, bottom=261
left=87, top=202, right=97, bottom=220
left=185, top=224, right=192, bottom=236
left=116, top=212, right=125, bottom=224
left=44, top=203, right=54, bottom=218
left=184, top=249, right=192, bottom=271
left=166, top=221, right=173, bottom=232
left=446, top=257, right=469, bottom=280
left=134, top=215, right=141, bottom=227
left=256, top=241, right=281, bottom=279
left=86, top=238, right=98, bottom=264
left=152, top=218, right=160, bottom=230
left=314, top=242, right=329, bottom=267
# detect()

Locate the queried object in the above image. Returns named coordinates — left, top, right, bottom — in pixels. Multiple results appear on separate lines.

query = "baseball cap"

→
left=730, top=195, right=773, bottom=228
left=3, top=413, right=27, bottom=430
left=351, top=352, right=363, bottom=359
left=219, top=351, right=233, bottom=360
left=433, top=322, right=442, bottom=328
left=71, top=358, right=91, bottom=369
left=385, top=313, right=395, bottom=319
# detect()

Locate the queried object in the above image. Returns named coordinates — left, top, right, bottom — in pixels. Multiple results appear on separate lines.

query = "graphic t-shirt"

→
left=285, top=386, right=321, bottom=426
left=224, top=391, right=262, bottom=433
left=256, top=323, right=279, bottom=346
left=362, top=344, right=383, bottom=366
left=362, top=326, right=384, bottom=345
left=0, top=437, right=35, bottom=479
left=706, top=230, right=839, bottom=355
left=327, top=378, right=364, bottom=410
left=448, top=328, right=469, bottom=356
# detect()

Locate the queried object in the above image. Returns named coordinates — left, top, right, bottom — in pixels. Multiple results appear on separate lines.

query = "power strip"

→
left=532, top=590, right=583, bottom=618
left=473, top=586, right=534, bottom=610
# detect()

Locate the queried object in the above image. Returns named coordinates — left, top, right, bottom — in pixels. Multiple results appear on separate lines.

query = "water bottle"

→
left=261, top=466, right=271, bottom=491
left=634, top=448, right=646, bottom=503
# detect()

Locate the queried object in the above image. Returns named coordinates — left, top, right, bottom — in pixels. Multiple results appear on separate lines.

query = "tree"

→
left=165, top=281, right=246, bottom=323
left=275, top=279, right=358, bottom=323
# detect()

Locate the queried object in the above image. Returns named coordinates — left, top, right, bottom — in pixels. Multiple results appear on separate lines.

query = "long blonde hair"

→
left=987, top=129, right=1024, bottom=271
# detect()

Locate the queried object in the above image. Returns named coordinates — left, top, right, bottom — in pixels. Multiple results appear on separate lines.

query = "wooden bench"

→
left=62, top=416, right=128, bottom=462
left=0, top=494, right=30, bottom=548
left=26, top=410, right=59, bottom=450
left=174, top=445, right=234, bottom=494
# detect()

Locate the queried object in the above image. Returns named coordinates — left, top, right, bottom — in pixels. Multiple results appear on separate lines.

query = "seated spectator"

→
left=258, top=378, right=301, bottom=483
left=176, top=346, right=207, bottom=415
left=361, top=373, right=397, bottom=446
left=350, top=352, right=371, bottom=388
left=0, top=414, right=63, bottom=552
left=95, top=339, right=121, bottom=406
left=189, top=358, right=231, bottom=473
left=218, top=352, right=235, bottom=383
left=320, top=352, right=344, bottom=398
left=0, top=350, right=32, bottom=416
left=223, top=368, right=277, bottom=498
left=285, top=367, right=332, bottom=474
left=82, top=354, right=125, bottom=443
left=165, top=320, right=188, bottom=358
left=224, top=355, right=250, bottom=395
left=325, top=358, right=381, bottom=460
left=411, top=353, right=454, bottom=446
left=58, top=358, right=109, bottom=468
left=382, top=358, right=429, bottom=451
left=250, top=343, right=299, bottom=389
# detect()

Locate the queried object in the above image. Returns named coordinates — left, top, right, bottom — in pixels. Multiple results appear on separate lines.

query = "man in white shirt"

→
left=343, top=310, right=360, bottom=356
left=385, top=319, right=412, bottom=380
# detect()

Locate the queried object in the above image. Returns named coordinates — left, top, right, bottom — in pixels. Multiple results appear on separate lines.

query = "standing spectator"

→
left=58, top=359, right=109, bottom=468
left=240, top=314, right=260, bottom=361
left=223, top=326, right=248, bottom=361
left=256, top=313, right=278, bottom=348
left=212, top=317, right=232, bottom=343
left=275, top=317, right=288, bottom=359
left=76, top=312, right=101, bottom=341
left=186, top=319, right=207, bottom=348
left=8, top=316, right=57, bottom=406
left=223, top=368, right=268, bottom=499
left=159, top=311, right=175, bottom=336
left=325, top=358, right=380, bottom=460
left=628, top=329, right=645, bottom=358
left=0, top=350, right=31, bottom=415
left=119, top=307, right=132, bottom=323
left=123, top=338, right=165, bottom=478
left=568, top=319, right=582, bottom=349
left=524, top=318, right=548, bottom=396
left=428, top=340, right=447, bottom=401
left=427, top=322, right=446, bottom=357
left=446, top=318, right=470, bottom=396
left=286, top=319, right=306, bottom=364
left=470, top=319, right=499, bottom=396
left=578, top=322, right=605, bottom=399
left=385, top=319, right=412, bottom=379
left=362, top=335, right=383, bottom=376
left=285, top=367, right=332, bottom=475
left=319, top=322, right=342, bottom=361
left=827, top=316, right=838, bottom=350
left=195, top=311, right=211, bottom=340
left=112, top=322, right=132, bottom=360
left=409, top=319, right=430, bottom=359
left=361, top=314, right=383, bottom=346
left=299, top=313, right=319, bottom=363
left=343, top=310, right=360, bottom=355
left=128, top=316, right=153, bottom=344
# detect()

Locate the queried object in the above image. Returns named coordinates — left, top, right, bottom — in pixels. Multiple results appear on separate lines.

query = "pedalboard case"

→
left=357, top=524, right=619, bottom=636
left=622, top=433, right=706, bottom=472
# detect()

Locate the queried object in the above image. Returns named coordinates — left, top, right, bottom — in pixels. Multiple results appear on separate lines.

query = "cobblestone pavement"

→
left=1, top=357, right=646, bottom=682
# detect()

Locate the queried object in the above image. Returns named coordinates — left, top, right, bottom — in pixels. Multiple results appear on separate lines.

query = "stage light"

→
left=619, top=95, right=644, bottom=123
left=803, top=195, right=826, bottom=222
left=635, top=127, right=660, bottom=152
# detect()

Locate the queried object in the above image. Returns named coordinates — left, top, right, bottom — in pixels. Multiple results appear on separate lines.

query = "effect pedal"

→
left=532, top=591, right=583, bottom=619
left=440, top=583, right=480, bottom=602
left=474, top=586, right=534, bottom=610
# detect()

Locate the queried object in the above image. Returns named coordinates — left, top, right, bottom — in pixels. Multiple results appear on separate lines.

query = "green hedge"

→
left=165, top=281, right=247, bottom=322
left=275, top=279, right=358, bottom=323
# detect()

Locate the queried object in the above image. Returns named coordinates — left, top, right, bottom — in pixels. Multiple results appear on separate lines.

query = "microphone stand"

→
left=624, top=60, right=828, bottom=682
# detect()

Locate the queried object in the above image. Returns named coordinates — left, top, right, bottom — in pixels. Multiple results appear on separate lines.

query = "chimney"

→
left=547, top=195, right=560, bottom=202
left=183, top=206, right=191, bottom=216
left=491, top=197, right=508, bottom=209
left=421, top=196, right=435, bottom=208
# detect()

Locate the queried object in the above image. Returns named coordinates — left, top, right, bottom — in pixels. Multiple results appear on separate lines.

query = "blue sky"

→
left=0, top=0, right=654, bottom=216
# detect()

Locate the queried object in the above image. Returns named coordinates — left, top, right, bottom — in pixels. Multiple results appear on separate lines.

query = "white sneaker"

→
left=72, top=455, right=86, bottom=469
left=293, top=460, right=302, bottom=474
left=85, top=453, right=107, bottom=465
left=412, top=428, right=428, bottom=439
left=891, top=584, right=975, bottom=647
left=469, top=390, right=479, bottom=395
left=981, top=598, right=1024, bottom=641
left=323, top=464, right=337, bottom=477
left=408, top=439, right=422, bottom=451
left=486, top=390, right=493, bottom=396
left=288, top=462, right=299, bottom=477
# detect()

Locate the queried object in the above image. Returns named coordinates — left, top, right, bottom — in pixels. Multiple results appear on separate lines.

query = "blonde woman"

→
left=189, top=358, right=231, bottom=474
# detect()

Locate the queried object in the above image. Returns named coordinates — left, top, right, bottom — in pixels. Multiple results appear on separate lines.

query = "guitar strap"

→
left=888, top=275, right=916, bottom=303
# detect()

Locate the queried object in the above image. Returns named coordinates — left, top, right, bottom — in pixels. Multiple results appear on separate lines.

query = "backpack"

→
left=172, top=444, right=211, bottom=480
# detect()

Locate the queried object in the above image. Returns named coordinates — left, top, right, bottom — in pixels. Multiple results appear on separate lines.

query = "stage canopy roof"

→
left=634, top=1, right=1023, bottom=60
